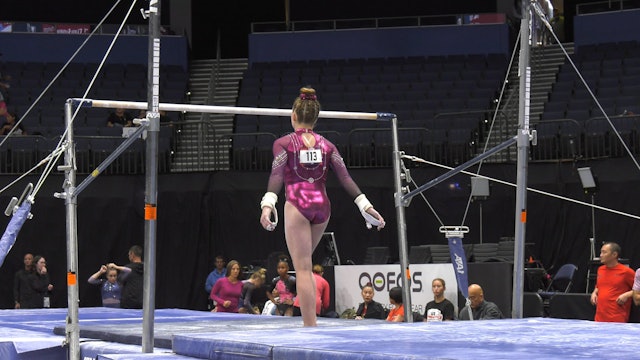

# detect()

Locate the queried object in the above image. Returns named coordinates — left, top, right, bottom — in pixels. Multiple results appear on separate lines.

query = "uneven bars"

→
left=71, top=98, right=396, bottom=121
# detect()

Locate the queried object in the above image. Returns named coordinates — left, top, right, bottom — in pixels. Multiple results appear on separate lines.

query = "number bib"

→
left=299, top=149, right=322, bottom=164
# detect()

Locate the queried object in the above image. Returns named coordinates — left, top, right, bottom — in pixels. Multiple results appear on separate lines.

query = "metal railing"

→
left=576, top=0, right=640, bottom=15
left=5, top=114, right=638, bottom=175
left=251, top=13, right=502, bottom=33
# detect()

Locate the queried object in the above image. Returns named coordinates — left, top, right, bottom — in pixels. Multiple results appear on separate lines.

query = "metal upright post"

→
left=512, top=0, right=533, bottom=319
left=63, top=100, right=80, bottom=360
left=390, top=116, right=413, bottom=322
left=142, top=0, right=161, bottom=353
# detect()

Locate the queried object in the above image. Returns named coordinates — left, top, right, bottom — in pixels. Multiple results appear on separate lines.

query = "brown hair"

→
left=226, top=260, right=240, bottom=276
left=312, top=264, right=324, bottom=274
left=292, top=86, right=320, bottom=126
left=250, top=271, right=264, bottom=282
left=432, top=278, right=446, bottom=289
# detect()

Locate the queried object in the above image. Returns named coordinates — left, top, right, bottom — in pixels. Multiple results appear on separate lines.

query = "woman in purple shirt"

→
left=259, top=86, right=385, bottom=327
left=210, top=260, right=243, bottom=313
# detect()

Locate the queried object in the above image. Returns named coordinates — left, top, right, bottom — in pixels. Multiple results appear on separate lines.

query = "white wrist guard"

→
left=261, top=192, right=279, bottom=231
left=354, top=194, right=373, bottom=212
left=355, top=194, right=381, bottom=228
left=260, top=192, right=278, bottom=210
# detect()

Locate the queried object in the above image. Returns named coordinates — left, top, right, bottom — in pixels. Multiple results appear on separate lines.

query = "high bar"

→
left=70, top=98, right=396, bottom=121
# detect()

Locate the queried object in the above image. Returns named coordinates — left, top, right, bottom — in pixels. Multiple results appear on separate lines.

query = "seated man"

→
left=459, top=283, right=504, bottom=320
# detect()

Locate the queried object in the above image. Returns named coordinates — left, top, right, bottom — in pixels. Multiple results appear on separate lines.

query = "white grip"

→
left=261, top=192, right=278, bottom=231
left=354, top=194, right=373, bottom=212
left=355, top=194, right=380, bottom=229
left=361, top=210, right=381, bottom=229
left=260, top=192, right=278, bottom=210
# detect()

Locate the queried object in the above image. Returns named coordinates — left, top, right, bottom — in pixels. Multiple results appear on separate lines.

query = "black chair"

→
left=363, top=247, right=390, bottom=265
left=496, top=240, right=515, bottom=262
left=471, top=243, right=498, bottom=262
left=539, top=263, right=578, bottom=296
left=427, top=245, right=450, bottom=264
left=408, top=245, right=431, bottom=264
left=539, top=263, right=578, bottom=315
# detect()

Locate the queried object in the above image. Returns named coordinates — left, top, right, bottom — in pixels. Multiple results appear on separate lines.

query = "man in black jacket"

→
left=109, top=245, right=144, bottom=309
left=13, top=253, right=34, bottom=309
left=458, top=284, right=504, bottom=320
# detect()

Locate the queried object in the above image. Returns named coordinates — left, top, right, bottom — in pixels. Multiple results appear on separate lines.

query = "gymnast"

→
left=259, top=86, right=386, bottom=327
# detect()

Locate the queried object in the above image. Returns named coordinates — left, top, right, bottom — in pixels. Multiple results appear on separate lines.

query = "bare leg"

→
left=284, top=202, right=329, bottom=326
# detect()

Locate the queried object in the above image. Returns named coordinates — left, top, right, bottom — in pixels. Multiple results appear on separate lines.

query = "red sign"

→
left=55, top=23, right=91, bottom=34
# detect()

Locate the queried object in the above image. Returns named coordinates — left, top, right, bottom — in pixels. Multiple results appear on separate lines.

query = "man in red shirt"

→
left=590, top=242, right=635, bottom=322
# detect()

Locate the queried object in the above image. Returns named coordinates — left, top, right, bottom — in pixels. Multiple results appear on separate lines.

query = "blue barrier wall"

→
left=574, top=9, right=640, bottom=48
left=248, top=23, right=510, bottom=64
left=0, top=33, right=188, bottom=69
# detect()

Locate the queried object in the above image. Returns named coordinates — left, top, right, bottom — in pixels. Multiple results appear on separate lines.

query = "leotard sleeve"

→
left=266, top=136, right=289, bottom=194
left=327, top=141, right=362, bottom=199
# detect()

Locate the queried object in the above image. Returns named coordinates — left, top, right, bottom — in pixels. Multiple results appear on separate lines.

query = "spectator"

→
left=13, top=253, right=34, bottom=309
left=27, top=255, right=53, bottom=308
left=259, top=86, right=385, bottom=326
left=293, top=264, right=330, bottom=317
left=239, top=270, right=266, bottom=314
left=386, top=286, right=405, bottom=322
left=262, top=288, right=279, bottom=315
left=1, top=109, right=26, bottom=135
left=159, top=110, right=173, bottom=125
left=205, top=255, right=227, bottom=295
left=424, top=278, right=455, bottom=321
left=106, top=108, right=134, bottom=127
left=88, top=264, right=127, bottom=308
left=355, top=282, right=386, bottom=320
left=108, top=245, right=144, bottom=309
left=0, top=73, right=11, bottom=102
left=458, top=284, right=504, bottom=320
left=209, top=260, right=243, bottom=313
left=590, top=242, right=634, bottom=322
left=265, top=257, right=296, bottom=316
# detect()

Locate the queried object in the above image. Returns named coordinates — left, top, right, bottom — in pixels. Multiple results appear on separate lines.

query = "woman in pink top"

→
left=259, top=86, right=385, bottom=326
left=210, top=260, right=243, bottom=313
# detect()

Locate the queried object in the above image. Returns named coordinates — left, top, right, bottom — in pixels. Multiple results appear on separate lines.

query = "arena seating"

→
left=0, top=61, right=187, bottom=174
left=234, top=53, right=509, bottom=169
left=535, top=40, right=640, bottom=161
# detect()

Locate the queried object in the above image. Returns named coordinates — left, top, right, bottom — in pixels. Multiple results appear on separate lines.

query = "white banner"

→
left=334, top=264, right=459, bottom=316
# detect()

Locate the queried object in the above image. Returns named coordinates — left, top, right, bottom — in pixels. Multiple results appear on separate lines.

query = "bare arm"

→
left=616, top=290, right=634, bottom=305
left=329, top=143, right=385, bottom=230
left=107, top=263, right=131, bottom=281
left=88, top=265, right=107, bottom=284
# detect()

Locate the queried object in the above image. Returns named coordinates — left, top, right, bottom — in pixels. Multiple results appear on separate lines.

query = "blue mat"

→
left=0, top=327, right=67, bottom=360
left=0, top=308, right=202, bottom=359
left=172, top=317, right=640, bottom=360
left=2, top=308, right=640, bottom=359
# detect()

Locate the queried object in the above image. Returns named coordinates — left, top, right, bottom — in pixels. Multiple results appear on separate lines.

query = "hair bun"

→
left=299, top=87, right=317, bottom=101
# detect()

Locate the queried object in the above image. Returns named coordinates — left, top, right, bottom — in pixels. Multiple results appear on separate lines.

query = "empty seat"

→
left=496, top=240, right=515, bottom=262
left=427, top=244, right=451, bottom=264
left=363, top=247, right=390, bottom=265
left=471, top=243, right=498, bottom=262
left=409, top=245, right=432, bottom=264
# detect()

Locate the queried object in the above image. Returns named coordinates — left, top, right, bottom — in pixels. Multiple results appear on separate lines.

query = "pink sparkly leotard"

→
left=267, top=128, right=362, bottom=224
